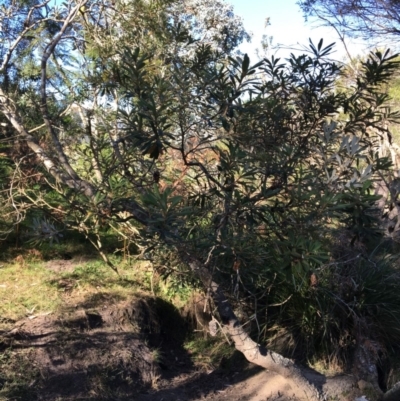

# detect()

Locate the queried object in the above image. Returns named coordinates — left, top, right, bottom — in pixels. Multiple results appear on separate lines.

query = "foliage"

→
left=266, top=250, right=400, bottom=365
left=184, top=337, right=237, bottom=370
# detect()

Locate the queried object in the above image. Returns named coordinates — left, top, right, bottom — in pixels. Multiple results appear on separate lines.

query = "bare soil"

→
left=0, top=259, right=365, bottom=401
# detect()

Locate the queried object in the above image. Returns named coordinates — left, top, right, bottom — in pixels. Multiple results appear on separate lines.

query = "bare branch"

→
left=0, top=0, right=51, bottom=72
left=39, top=0, right=89, bottom=180
left=0, top=87, right=96, bottom=197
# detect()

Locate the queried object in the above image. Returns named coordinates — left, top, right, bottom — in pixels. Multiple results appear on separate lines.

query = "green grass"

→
left=0, top=246, right=195, bottom=332
left=184, top=337, right=235, bottom=370
left=0, top=262, right=60, bottom=326
left=0, top=255, right=155, bottom=330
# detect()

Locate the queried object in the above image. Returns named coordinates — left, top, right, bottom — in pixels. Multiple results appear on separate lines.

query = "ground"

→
left=0, top=256, right=368, bottom=401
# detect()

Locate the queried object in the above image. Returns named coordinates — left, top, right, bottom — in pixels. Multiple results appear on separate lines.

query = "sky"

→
left=229, top=0, right=367, bottom=61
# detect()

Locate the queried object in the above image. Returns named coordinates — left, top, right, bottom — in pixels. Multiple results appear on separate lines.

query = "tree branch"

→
left=39, top=0, right=89, bottom=181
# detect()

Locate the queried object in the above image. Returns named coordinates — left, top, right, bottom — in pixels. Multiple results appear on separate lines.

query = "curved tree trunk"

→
left=185, top=255, right=322, bottom=401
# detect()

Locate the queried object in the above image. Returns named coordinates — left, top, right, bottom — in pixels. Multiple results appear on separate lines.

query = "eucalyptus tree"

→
left=2, top=0, right=400, bottom=399
left=299, top=0, right=400, bottom=46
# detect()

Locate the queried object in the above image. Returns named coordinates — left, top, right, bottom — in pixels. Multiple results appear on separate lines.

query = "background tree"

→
left=299, top=0, right=400, bottom=46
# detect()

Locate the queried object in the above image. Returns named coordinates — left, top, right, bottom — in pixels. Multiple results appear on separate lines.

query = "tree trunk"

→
left=185, top=255, right=322, bottom=401
left=384, top=382, right=400, bottom=401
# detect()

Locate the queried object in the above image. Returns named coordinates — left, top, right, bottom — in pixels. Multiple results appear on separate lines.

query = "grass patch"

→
left=0, top=263, right=60, bottom=328
left=184, top=337, right=235, bottom=370
left=0, top=253, right=171, bottom=400
left=0, top=231, right=96, bottom=263
left=49, top=259, right=153, bottom=307
left=0, top=256, right=155, bottom=330
left=0, top=243, right=195, bottom=330
left=0, top=242, right=201, bottom=400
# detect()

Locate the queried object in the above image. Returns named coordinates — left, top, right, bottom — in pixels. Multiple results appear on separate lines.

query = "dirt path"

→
left=137, top=364, right=358, bottom=401
left=138, top=369, right=298, bottom=401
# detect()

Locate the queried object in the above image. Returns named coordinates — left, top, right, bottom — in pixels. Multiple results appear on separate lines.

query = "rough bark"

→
left=352, top=340, right=383, bottom=398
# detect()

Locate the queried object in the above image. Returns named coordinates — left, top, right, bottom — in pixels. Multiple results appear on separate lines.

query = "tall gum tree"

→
left=299, top=0, right=400, bottom=47
left=2, top=1, right=400, bottom=400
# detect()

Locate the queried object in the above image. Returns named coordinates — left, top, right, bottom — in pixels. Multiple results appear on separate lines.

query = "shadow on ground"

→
left=0, top=293, right=203, bottom=401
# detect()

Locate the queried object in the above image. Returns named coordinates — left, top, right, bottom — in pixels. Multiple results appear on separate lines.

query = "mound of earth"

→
left=0, top=291, right=368, bottom=401
left=1, top=295, right=171, bottom=400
